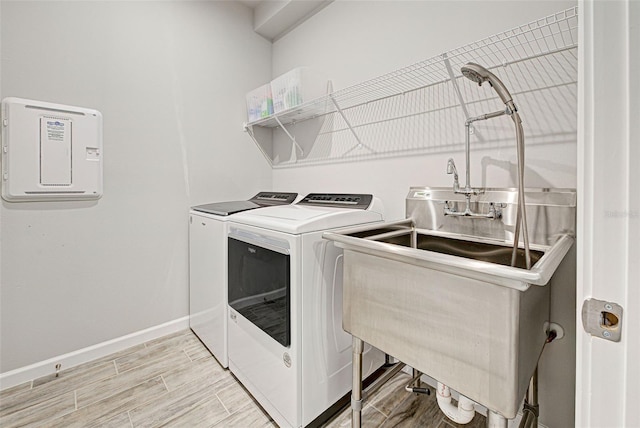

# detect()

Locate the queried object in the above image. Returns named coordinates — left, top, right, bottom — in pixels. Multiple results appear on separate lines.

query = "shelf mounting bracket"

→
left=273, top=115, right=304, bottom=158
left=243, top=122, right=276, bottom=165
left=329, top=95, right=376, bottom=156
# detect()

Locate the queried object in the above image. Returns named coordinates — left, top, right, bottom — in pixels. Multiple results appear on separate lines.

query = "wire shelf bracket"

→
left=328, top=95, right=377, bottom=156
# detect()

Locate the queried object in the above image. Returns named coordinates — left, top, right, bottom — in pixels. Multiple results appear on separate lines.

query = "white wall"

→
left=272, top=0, right=577, bottom=220
left=272, top=1, right=577, bottom=427
left=0, top=1, right=272, bottom=373
left=0, top=2, right=583, bottom=424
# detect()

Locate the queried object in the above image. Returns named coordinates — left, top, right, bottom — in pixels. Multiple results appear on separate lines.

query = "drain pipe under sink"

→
left=436, top=382, right=476, bottom=424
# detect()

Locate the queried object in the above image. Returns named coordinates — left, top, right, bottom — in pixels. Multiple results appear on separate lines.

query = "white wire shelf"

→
left=245, top=7, right=579, bottom=167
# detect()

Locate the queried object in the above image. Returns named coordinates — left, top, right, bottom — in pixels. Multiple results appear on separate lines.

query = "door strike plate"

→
left=581, top=298, right=623, bottom=342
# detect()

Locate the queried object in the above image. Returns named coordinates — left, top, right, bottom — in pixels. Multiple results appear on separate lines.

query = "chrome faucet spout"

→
left=446, top=158, right=458, bottom=177
left=446, top=158, right=460, bottom=192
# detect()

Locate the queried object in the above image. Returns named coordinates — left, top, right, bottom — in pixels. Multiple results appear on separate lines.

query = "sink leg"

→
left=352, top=336, right=364, bottom=428
left=487, top=410, right=507, bottom=428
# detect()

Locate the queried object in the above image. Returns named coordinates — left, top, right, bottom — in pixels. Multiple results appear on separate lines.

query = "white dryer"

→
left=227, top=193, right=386, bottom=427
left=189, top=192, right=297, bottom=368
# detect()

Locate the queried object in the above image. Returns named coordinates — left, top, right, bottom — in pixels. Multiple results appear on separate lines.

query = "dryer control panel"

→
left=298, top=193, right=372, bottom=210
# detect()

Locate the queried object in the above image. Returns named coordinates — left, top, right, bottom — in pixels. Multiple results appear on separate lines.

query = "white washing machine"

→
left=189, top=192, right=297, bottom=368
left=226, top=193, right=386, bottom=427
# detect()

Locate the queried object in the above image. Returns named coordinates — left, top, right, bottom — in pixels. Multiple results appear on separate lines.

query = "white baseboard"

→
left=0, top=316, right=190, bottom=391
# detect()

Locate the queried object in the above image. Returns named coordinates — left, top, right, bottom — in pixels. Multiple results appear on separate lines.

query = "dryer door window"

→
left=228, top=236, right=291, bottom=347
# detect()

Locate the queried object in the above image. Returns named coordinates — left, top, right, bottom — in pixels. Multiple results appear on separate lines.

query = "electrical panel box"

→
left=1, top=97, right=103, bottom=202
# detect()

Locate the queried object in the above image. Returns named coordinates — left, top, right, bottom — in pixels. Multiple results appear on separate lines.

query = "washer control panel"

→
left=251, top=192, right=298, bottom=206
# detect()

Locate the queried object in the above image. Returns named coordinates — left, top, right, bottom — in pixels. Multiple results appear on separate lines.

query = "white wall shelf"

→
left=245, top=7, right=578, bottom=168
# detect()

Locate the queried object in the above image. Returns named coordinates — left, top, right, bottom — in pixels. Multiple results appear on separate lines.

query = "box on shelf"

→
left=271, top=67, right=328, bottom=113
left=246, top=83, right=273, bottom=122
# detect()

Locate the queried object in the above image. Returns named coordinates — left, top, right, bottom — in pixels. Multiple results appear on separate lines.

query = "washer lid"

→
left=229, top=204, right=383, bottom=234
left=191, top=192, right=297, bottom=216
left=191, top=200, right=260, bottom=216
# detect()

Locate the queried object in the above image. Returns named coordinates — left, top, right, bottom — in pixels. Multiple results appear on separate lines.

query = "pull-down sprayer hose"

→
left=460, top=63, right=531, bottom=269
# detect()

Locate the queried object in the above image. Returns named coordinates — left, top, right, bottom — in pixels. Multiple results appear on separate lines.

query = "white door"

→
left=576, top=1, right=639, bottom=426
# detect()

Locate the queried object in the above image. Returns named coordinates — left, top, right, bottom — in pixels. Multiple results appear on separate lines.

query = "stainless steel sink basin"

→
left=334, top=218, right=574, bottom=292
left=322, top=188, right=576, bottom=419
left=351, top=223, right=544, bottom=268
left=389, top=231, right=543, bottom=267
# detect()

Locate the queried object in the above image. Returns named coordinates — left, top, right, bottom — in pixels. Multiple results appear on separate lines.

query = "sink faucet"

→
left=445, top=111, right=505, bottom=219
left=447, top=62, right=531, bottom=269
left=444, top=113, right=506, bottom=218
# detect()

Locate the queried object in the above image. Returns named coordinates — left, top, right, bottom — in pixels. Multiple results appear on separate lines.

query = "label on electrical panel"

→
left=40, top=117, right=72, bottom=185
left=46, top=119, right=67, bottom=141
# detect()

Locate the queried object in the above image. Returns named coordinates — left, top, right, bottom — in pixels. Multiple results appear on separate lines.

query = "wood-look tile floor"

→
left=0, top=329, right=486, bottom=427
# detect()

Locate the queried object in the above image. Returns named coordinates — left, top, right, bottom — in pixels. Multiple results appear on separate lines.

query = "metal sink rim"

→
left=324, top=219, right=575, bottom=291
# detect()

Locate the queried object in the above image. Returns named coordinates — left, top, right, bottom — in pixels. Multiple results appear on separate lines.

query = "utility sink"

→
left=322, top=187, right=576, bottom=419
left=339, top=219, right=574, bottom=292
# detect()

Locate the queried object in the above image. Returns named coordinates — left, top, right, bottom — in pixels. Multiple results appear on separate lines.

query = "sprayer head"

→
left=461, top=62, right=514, bottom=106
left=461, top=63, right=489, bottom=85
